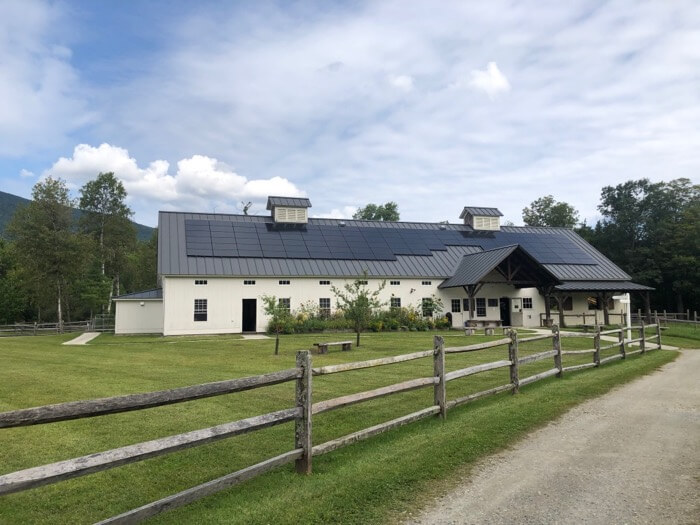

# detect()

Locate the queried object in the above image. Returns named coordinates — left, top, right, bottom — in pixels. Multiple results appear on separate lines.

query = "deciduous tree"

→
left=353, top=202, right=400, bottom=221
left=522, top=195, right=579, bottom=228
left=79, top=172, right=137, bottom=311
left=332, top=276, right=386, bottom=346
left=262, top=295, right=292, bottom=355
left=7, top=177, right=84, bottom=326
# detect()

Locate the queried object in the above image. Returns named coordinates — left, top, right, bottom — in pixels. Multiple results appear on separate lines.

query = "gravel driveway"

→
left=406, top=350, right=699, bottom=525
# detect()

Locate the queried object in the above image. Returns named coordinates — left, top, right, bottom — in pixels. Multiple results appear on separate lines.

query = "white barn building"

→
left=114, top=197, right=651, bottom=335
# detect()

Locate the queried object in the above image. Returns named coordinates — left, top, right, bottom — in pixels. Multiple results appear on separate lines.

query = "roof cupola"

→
left=459, top=206, right=503, bottom=231
left=266, top=196, right=312, bottom=224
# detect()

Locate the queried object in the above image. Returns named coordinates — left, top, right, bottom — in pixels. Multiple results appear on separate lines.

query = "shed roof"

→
left=266, top=196, right=312, bottom=209
left=459, top=207, right=503, bottom=218
left=113, top=288, right=163, bottom=300
left=554, top=281, right=653, bottom=292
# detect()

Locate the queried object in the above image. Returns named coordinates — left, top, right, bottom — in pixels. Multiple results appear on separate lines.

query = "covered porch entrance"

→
left=439, top=245, right=559, bottom=327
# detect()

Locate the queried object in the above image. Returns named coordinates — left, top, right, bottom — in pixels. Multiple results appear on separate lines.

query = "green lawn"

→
left=0, top=330, right=677, bottom=524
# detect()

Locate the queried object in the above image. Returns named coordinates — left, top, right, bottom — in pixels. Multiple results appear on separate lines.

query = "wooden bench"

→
left=465, top=326, right=503, bottom=336
left=313, top=341, right=353, bottom=354
left=465, top=320, right=503, bottom=329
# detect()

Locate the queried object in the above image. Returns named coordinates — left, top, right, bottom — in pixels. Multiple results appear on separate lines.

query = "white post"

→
left=625, top=293, right=632, bottom=341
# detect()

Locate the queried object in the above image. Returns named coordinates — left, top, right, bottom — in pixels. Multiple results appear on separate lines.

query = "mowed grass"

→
left=0, top=330, right=677, bottom=524
left=660, top=323, right=700, bottom=349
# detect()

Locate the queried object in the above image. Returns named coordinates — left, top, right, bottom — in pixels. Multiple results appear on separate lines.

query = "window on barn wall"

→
left=391, top=297, right=401, bottom=308
left=194, top=279, right=207, bottom=285
left=487, top=298, right=498, bottom=307
left=319, top=280, right=330, bottom=285
left=421, top=280, right=432, bottom=285
left=278, top=298, right=291, bottom=312
left=476, top=298, right=486, bottom=317
left=422, top=298, right=434, bottom=317
left=462, top=298, right=470, bottom=311
left=390, top=280, right=400, bottom=285
left=279, top=280, right=290, bottom=285
left=451, top=299, right=461, bottom=313
left=194, top=299, right=207, bottom=322
left=319, top=298, right=331, bottom=317
left=522, top=298, right=533, bottom=309
left=243, top=280, right=256, bottom=285
left=358, top=280, right=368, bottom=285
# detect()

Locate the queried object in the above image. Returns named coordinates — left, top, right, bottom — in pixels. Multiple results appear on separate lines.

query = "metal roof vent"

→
left=339, top=221, right=346, bottom=227
left=439, top=224, right=447, bottom=230
left=459, top=206, right=503, bottom=231
left=266, top=196, right=312, bottom=224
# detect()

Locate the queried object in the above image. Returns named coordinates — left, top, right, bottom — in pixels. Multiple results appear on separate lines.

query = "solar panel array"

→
left=184, top=220, right=596, bottom=265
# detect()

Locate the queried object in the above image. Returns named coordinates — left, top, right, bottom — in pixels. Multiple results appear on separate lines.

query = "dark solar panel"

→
left=183, top=219, right=597, bottom=265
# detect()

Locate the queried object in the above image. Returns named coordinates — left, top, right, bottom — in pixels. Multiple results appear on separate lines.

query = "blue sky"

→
left=1, top=0, right=699, bottom=227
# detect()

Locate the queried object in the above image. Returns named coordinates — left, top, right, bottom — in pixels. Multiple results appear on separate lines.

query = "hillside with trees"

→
left=0, top=174, right=157, bottom=324
left=0, top=190, right=154, bottom=241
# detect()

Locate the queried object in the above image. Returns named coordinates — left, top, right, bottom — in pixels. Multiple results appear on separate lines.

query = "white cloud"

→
left=7, top=1, right=700, bottom=225
left=314, top=206, right=358, bottom=219
left=468, top=62, right=511, bottom=99
left=19, top=169, right=35, bottom=178
left=0, top=0, right=92, bottom=156
left=44, top=143, right=304, bottom=223
left=389, top=74, right=414, bottom=91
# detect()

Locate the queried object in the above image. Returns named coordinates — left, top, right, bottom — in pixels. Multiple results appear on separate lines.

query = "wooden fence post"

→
left=639, top=320, right=646, bottom=354
left=433, top=336, right=446, bottom=419
left=295, top=350, right=312, bottom=474
left=618, top=329, right=626, bottom=359
left=593, top=325, right=601, bottom=367
left=655, top=316, right=661, bottom=349
left=552, top=325, right=562, bottom=377
left=508, top=329, right=519, bottom=394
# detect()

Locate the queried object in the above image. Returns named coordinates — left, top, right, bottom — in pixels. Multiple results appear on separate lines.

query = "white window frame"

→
left=194, top=299, right=208, bottom=322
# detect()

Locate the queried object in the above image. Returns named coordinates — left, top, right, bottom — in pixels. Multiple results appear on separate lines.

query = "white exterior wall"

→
left=160, top=275, right=627, bottom=335
left=115, top=300, right=164, bottom=334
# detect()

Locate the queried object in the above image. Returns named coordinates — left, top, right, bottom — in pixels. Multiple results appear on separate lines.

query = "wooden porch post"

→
left=602, top=292, right=610, bottom=326
left=555, top=293, right=566, bottom=328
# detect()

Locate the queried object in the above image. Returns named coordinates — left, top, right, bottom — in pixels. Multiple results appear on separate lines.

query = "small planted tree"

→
left=332, top=276, right=386, bottom=347
left=261, top=295, right=291, bottom=355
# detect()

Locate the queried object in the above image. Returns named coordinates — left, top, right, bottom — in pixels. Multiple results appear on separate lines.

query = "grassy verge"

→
left=659, top=323, right=700, bottom=349
left=0, top=331, right=677, bottom=524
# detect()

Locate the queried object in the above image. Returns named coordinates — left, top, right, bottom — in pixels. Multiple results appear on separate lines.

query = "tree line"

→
left=0, top=173, right=157, bottom=324
left=522, top=178, right=698, bottom=313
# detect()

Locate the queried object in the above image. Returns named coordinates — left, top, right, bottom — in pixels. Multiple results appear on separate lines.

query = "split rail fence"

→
left=0, top=321, right=92, bottom=337
left=0, top=323, right=662, bottom=523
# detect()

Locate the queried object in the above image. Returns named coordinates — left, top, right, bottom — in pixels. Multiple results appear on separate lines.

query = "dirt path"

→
left=406, top=350, right=700, bottom=525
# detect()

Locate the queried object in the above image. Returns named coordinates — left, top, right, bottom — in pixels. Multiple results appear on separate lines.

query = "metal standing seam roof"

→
left=438, top=246, right=519, bottom=288
left=554, top=281, right=654, bottom=292
left=113, top=288, right=163, bottom=300
left=158, top=211, right=632, bottom=281
left=266, top=196, right=312, bottom=209
left=459, top=207, right=503, bottom=218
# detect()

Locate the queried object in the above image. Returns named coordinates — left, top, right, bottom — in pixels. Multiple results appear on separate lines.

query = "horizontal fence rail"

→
left=0, top=369, right=301, bottom=428
left=0, top=320, right=663, bottom=523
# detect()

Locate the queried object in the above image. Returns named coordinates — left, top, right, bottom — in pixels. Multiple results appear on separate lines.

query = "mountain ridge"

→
left=0, top=190, right=155, bottom=241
